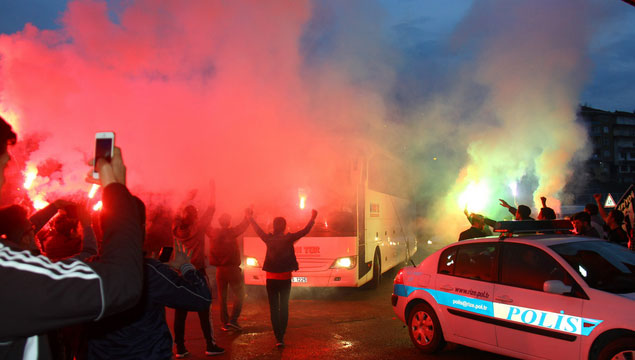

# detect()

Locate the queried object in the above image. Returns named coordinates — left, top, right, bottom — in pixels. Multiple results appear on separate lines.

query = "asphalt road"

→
left=167, top=248, right=514, bottom=360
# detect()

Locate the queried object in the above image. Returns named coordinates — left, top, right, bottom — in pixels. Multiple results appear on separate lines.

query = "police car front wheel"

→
left=597, top=336, right=635, bottom=360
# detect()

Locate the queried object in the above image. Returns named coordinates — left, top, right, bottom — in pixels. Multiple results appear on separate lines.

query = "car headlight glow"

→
left=245, top=257, right=259, bottom=267
left=330, top=256, right=357, bottom=270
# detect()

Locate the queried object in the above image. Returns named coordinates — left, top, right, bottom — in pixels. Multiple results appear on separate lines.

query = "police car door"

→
left=493, top=243, right=583, bottom=359
left=435, top=242, right=498, bottom=346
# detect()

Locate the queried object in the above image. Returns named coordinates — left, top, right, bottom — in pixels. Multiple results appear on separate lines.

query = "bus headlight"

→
left=330, top=256, right=357, bottom=270
left=245, top=257, right=259, bottom=267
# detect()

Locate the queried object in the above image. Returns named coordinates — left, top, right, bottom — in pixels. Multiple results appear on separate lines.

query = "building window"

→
left=604, top=126, right=609, bottom=133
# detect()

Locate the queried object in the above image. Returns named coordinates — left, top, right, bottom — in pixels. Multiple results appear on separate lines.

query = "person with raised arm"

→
left=0, top=115, right=144, bottom=360
left=172, top=180, right=223, bottom=357
left=248, top=208, right=318, bottom=348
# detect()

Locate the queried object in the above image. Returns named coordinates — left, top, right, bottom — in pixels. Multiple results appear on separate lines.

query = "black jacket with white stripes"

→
left=0, top=183, right=144, bottom=359
left=84, top=259, right=211, bottom=359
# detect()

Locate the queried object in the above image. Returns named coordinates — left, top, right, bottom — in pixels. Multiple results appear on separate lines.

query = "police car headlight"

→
left=245, top=257, right=259, bottom=267
left=330, top=256, right=356, bottom=270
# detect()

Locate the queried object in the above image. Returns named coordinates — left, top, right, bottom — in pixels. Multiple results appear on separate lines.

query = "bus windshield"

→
left=308, top=208, right=356, bottom=237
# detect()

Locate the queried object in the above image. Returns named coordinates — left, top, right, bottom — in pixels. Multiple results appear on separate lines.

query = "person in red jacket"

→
left=0, top=115, right=144, bottom=360
left=248, top=209, right=317, bottom=347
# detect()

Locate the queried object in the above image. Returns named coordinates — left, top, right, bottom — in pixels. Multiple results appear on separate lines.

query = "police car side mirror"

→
left=543, top=280, right=572, bottom=295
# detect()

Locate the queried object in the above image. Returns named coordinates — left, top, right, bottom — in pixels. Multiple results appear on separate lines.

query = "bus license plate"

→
left=292, top=277, right=307, bottom=283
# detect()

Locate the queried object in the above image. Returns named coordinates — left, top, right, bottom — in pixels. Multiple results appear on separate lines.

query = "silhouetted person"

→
left=0, top=205, right=38, bottom=253
left=459, top=213, right=487, bottom=241
left=0, top=113, right=144, bottom=360
left=592, top=193, right=629, bottom=246
left=145, top=204, right=174, bottom=256
left=537, top=196, right=556, bottom=220
left=585, top=201, right=606, bottom=239
left=0, top=200, right=98, bottom=359
left=171, top=182, right=222, bottom=357
left=606, top=210, right=629, bottom=247
left=499, top=199, right=534, bottom=220
left=207, top=209, right=251, bottom=331
left=84, top=197, right=212, bottom=360
left=35, top=202, right=97, bottom=262
left=248, top=209, right=317, bottom=348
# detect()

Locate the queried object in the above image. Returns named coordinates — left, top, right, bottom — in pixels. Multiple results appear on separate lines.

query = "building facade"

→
left=579, top=105, right=635, bottom=184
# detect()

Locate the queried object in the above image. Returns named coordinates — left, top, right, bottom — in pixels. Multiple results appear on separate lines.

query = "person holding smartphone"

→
left=0, top=119, right=144, bottom=360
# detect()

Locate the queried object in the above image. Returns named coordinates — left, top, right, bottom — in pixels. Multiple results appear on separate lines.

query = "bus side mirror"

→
left=543, top=280, right=572, bottom=295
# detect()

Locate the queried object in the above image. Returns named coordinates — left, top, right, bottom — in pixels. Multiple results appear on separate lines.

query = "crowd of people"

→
left=0, top=115, right=318, bottom=359
left=459, top=194, right=634, bottom=250
left=2, top=109, right=632, bottom=358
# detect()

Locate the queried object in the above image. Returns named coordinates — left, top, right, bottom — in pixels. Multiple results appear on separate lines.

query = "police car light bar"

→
left=494, top=220, right=573, bottom=234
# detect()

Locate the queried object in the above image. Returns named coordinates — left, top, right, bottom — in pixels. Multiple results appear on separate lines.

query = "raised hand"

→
left=499, top=199, right=511, bottom=209
left=169, top=239, right=193, bottom=271
left=593, top=193, right=602, bottom=203
left=86, top=147, right=126, bottom=187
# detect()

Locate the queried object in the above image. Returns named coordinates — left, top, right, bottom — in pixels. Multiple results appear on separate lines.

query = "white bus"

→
left=242, top=152, right=417, bottom=288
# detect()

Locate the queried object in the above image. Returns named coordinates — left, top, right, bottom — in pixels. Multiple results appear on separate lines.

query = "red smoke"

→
left=0, top=0, right=603, bottom=246
left=0, top=0, right=370, bottom=222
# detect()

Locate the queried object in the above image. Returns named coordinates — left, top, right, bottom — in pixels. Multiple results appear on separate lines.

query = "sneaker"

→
left=276, top=341, right=285, bottom=348
left=226, top=322, right=243, bottom=331
left=175, top=344, right=189, bottom=358
left=221, top=324, right=231, bottom=332
left=205, top=343, right=225, bottom=356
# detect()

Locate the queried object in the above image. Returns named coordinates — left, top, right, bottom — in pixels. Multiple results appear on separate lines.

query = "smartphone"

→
left=93, top=132, right=115, bottom=179
left=158, top=246, right=173, bottom=263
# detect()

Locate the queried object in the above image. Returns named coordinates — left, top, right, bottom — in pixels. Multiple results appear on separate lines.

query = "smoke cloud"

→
left=0, top=0, right=596, bottom=244
left=415, top=0, right=593, bottom=240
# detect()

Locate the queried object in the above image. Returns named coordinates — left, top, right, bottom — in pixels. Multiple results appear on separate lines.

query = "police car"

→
left=392, top=220, right=635, bottom=360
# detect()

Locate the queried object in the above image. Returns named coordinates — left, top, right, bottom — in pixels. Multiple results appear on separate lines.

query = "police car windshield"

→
left=550, top=241, right=635, bottom=294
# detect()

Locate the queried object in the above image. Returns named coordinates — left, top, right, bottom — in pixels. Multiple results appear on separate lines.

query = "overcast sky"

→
left=1, top=0, right=634, bottom=112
